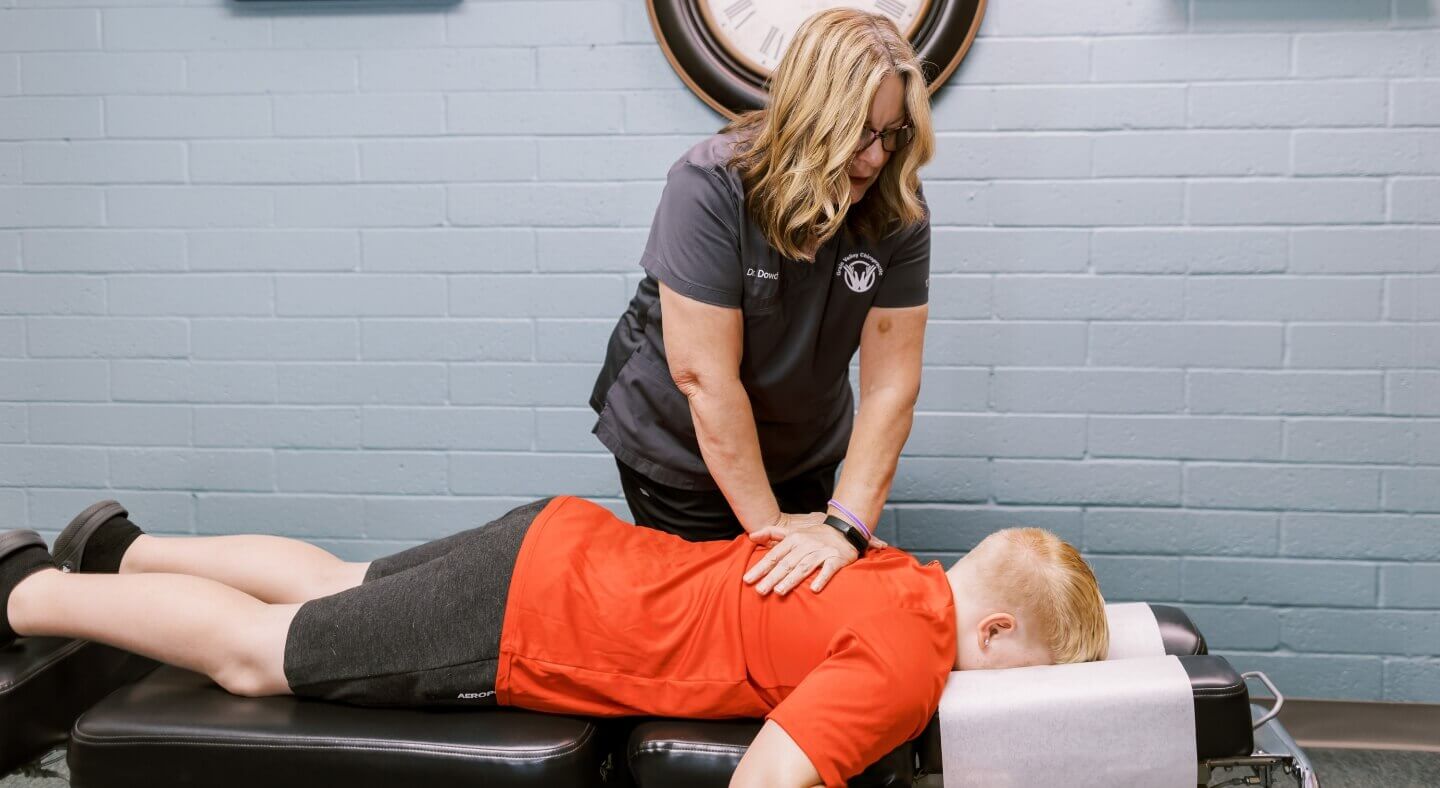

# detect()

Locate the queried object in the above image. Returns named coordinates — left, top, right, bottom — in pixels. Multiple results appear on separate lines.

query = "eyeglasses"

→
left=853, top=123, right=914, bottom=155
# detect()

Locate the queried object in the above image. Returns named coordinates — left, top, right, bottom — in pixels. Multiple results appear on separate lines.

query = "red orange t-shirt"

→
left=495, top=496, right=957, bottom=787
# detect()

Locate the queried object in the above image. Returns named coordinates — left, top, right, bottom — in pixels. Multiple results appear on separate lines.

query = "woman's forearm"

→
left=830, top=388, right=918, bottom=532
left=685, top=377, right=782, bottom=533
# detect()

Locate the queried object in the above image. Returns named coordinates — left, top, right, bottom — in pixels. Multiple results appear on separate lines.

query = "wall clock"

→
left=648, top=0, right=986, bottom=120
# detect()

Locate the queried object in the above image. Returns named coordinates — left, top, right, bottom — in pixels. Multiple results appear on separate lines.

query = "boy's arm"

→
left=730, top=720, right=823, bottom=788
left=741, top=610, right=954, bottom=787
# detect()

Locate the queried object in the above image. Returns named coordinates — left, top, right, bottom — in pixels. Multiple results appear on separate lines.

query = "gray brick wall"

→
left=0, top=0, right=1437, bottom=703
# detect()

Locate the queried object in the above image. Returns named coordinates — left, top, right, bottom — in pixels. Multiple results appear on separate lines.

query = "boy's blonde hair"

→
left=968, top=528, right=1109, bottom=665
left=720, top=7, right=935, bottom=261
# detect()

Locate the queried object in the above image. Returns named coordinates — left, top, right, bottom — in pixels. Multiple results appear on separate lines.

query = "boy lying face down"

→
left=1, top=496, right=1108, bottom=788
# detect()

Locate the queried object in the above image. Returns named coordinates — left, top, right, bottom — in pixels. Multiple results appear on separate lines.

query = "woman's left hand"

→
left=743, top=515, right=866, bottom=596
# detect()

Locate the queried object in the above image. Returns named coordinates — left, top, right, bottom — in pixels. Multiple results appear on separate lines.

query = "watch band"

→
left=823, top=514, right=869, bottom=558
left=826, top=498, right=872, bottom=541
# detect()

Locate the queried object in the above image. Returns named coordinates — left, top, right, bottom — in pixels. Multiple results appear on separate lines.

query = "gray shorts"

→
left=282, top=498, right=551, bottom=708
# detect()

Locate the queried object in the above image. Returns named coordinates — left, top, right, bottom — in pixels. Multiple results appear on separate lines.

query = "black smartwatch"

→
left=823, top=515, right=869, bottom=558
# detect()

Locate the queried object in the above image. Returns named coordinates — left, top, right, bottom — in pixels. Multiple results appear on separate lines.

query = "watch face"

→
left=698, top=0, right=932, bottom=77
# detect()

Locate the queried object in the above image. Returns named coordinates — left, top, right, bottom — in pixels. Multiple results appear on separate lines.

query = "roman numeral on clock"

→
left=723, top=0, right=754, bottom=28
left=875, top=0, right=907, bottom=19
left=759, top=26, right=784, bottom=59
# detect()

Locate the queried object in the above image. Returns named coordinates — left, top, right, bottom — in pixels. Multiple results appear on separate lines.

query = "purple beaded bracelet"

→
left=826, top=499, right=872, bottom=541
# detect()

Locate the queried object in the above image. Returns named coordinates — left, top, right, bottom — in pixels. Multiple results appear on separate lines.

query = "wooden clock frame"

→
left=646, top=0, right=987, bottom=120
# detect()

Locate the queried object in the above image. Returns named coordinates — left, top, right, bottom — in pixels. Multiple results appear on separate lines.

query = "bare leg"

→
left=120, top=534, right=371, bottom=604
left=7, top=568, right=293, bottom=697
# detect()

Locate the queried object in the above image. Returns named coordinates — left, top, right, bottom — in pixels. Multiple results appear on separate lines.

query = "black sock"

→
left=2, top=544, right=54, bottom=643
left=80, top=516, right=144, bottom=573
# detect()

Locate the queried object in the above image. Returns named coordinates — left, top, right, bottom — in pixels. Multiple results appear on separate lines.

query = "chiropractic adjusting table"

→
left=2, top=603, right=1319, bottom=787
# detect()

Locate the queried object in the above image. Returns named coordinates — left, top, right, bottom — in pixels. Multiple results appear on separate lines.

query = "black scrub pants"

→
left=616, top=460, right=839, bottom=542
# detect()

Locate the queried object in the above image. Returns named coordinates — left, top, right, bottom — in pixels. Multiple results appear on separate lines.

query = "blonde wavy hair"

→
left=720, top=8, right=935, bottom=262
left=969, top=528, right=1110, bottom=665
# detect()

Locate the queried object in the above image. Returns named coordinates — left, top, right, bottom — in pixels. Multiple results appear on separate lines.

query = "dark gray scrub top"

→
left=589, top=130, right=931, bottom=491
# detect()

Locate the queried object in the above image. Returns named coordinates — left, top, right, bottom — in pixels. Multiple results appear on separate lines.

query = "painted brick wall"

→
left=1, top=0, right=1437, bottom=702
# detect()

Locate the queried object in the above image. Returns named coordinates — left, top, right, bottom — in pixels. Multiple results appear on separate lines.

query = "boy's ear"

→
left=979, top=612, right=1017, bottom=644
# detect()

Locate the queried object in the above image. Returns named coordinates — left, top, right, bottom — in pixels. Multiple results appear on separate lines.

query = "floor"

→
left=1307, top=748, right=1440, bottom=787
left=6, top=746, right=1440, bottom=787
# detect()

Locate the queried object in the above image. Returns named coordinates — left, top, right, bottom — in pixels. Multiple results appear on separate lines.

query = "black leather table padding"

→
left=626, top=719, right=914, bottom=787
left=916, top=653, right=1254, bottom=776
left=1, top=637, right=158, bottom=776
left=67, top=666, right=607, bottom=788
left=1150, top=604, right=1209, bottom=656
left=1181, top=654, right=1254, bottom=760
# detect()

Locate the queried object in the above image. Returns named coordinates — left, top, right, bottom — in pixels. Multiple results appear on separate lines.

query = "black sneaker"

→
left=1, top=530, right=52, bottom=648
left=52, top=500, right=132, bottom=574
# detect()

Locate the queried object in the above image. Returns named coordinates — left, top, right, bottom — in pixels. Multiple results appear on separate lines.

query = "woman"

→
left=589, top=9, right=935, bottom=588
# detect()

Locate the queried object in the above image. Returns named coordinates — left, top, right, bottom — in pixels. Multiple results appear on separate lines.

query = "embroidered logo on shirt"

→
left=746, top=267, right=779, bottom=281
left=836, top=252, right=882, bottom=293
